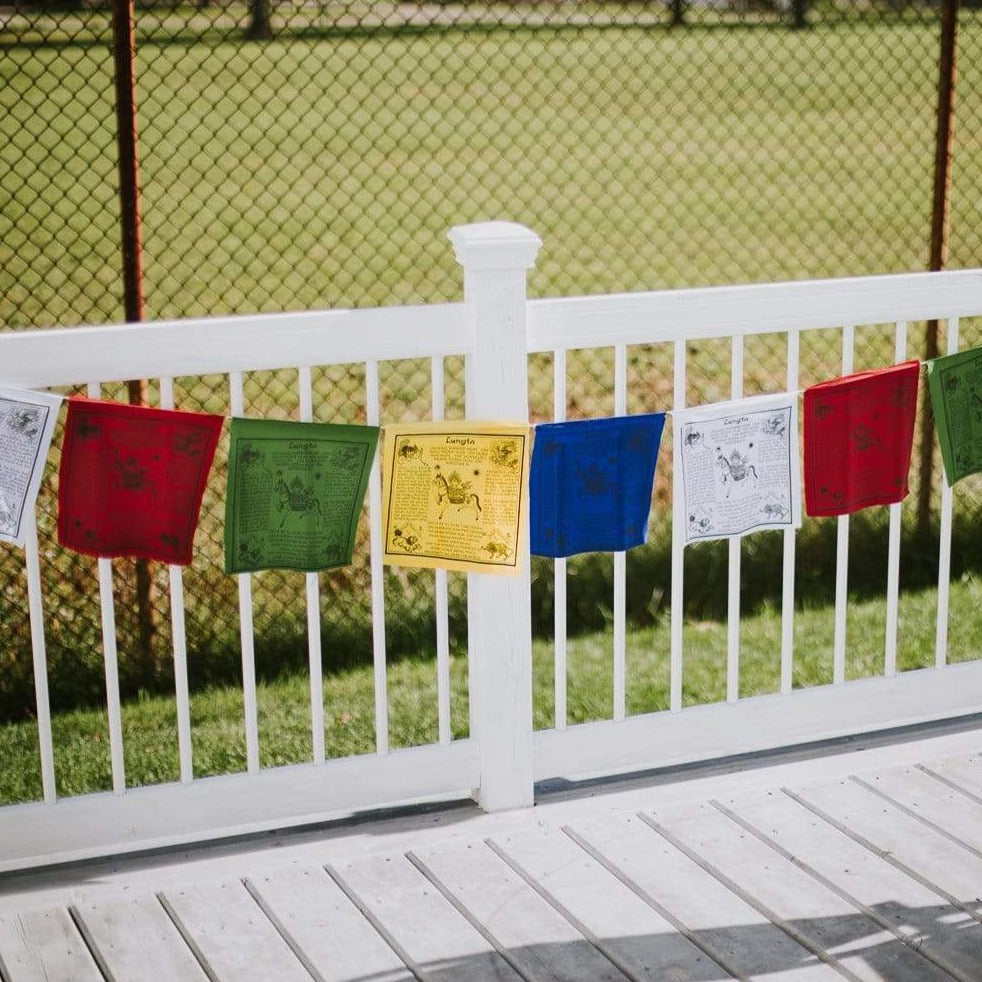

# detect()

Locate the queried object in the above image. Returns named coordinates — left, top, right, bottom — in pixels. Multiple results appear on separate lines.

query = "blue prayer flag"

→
left=530, top=414, right=666, bottom=558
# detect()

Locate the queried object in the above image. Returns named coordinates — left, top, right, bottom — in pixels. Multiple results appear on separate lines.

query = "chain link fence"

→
left=3, top=1, right=981, bottom=326
left=2, top=0, right=982, bottom=792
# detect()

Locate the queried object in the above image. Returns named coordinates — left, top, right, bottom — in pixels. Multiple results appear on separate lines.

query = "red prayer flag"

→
left=803, top=360, right=920, bottom=517
left=58, top=398, right=223, bottom=564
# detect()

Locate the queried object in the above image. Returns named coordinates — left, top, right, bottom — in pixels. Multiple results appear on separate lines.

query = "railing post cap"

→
left=449, top=222, right=542, bottom=271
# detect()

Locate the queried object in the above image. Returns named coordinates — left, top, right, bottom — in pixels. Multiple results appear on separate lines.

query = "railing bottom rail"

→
left=0, top=740, right=479, bottom=875
left=534, top=660, right=982, bottom=786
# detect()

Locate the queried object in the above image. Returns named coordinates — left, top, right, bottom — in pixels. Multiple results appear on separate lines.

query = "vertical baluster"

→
left=24, top=514, right=56, bottom=802
left=87, top=381, right=126, bottom=793
left=670, top=339, right=686, bottom=713
left=883, top=322, right=908, bottom=678
left=159, top=377, right=194, bottom=784
left=365, top=359, right=389, bottom=755
left=936, top=317, right=959, bottom=669
left=832, top=325, right=855, bottom=686
left=432, top=355, right=452, bottom=746
left=298, top=365, right=325, bottom=764
left=780, top=329, right=800, bottom=695
left=229, top=371, right=260, bottom=774
left=98, top=558, right=126, bottom=792
left=726, top=335, right=743, bottom=704
left=613, top=343, right=627, bottom=721
left=553, top=348, right=568, bottom=731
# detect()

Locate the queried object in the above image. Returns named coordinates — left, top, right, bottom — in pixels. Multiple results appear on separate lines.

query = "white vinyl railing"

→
left=527, top=252, right=982, bottom=784
left=2, top=222, right=982, bottom=872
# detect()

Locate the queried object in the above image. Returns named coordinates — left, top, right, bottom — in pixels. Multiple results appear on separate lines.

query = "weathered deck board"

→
left=72, top=893, right=209, bottom=982
left=330, top=853, right=523, bottom=980
left=161, top=880, right=315, bottom=982
left=643, top=800, right=955, bottom=982
left=245, top=866, right=414, bottom=982
left=853, top=766, right=982, bottom=854
left=0, top=907, right=103, bottom=982
left=2, top=745, right=982, bottom=982
left=564, top=813, right=841, bottom=982
left=919, top=755, right=982, bottom=800
left=491, top=825, right=739, bottom=981
left=409, top=839, right=629, bottom=982
left=716, top=788, right=982, bottom=982
left=791, top=777, right=982, bottom=916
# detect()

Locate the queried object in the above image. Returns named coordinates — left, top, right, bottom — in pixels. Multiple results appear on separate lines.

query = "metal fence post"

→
left=449, top=221, right=541, bottom=812
left=917, top=0, right=960, bottom=536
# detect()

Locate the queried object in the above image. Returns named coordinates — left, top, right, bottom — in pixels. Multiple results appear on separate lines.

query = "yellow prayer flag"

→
left=382, top=421, right=530, bottom=575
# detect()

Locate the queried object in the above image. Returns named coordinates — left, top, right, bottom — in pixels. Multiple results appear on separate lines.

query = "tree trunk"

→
left=246, top=0, right=273, bottom=40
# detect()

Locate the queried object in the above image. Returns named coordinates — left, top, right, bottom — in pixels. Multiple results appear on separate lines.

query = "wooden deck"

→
left=2, top=727, right=981, bottom=982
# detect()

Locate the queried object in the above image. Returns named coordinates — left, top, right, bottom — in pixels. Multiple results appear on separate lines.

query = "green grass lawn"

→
left=3, top=15, right=981, bottom=327
left=2, top=575, right=980, bottom=805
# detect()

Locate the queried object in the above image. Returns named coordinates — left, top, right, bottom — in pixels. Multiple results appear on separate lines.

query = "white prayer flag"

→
left=675, top=392, right=801, bottom=545
left=0, top=387, right=62, bottom=547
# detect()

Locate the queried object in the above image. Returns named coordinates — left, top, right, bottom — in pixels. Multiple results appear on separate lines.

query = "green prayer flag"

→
left=927, top=347, right=982, bottom=486
left=224, top=417, right=379, bottom=573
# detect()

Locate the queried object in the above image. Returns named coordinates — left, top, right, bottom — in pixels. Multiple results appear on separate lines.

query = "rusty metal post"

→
left=112, top=0, right=157, bottom=667
left=917, top=0, right=959, bottom=537
left=112, top=0, right=144, bottom=330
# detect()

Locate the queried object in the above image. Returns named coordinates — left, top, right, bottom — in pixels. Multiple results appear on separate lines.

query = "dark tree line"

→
left=244, top=0, right=811, bottom=38
left=669, top=0, right=810, bottom=29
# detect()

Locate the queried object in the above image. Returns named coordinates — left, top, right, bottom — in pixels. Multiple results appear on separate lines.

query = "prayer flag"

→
left=0, top=387, right=62, bottom=548
left=529, top=414, right=665, bottom=558
left=224, top=417, right=379, bottom=573
left=926, top=347, right=982, bottom=486
left=675, top=393, right=800, bottom=544
left=803, top=360, right=919, bottom=516
left=58, top=398, right=223, bottom=564
left=382, top=422, right=530, bottom=574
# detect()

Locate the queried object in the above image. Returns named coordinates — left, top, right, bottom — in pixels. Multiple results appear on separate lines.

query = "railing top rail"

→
left=7, top=267, right=982, bottom=390
left=0, top=302, right=467, bottom=389
left=527, top=269, right=982, bottom=352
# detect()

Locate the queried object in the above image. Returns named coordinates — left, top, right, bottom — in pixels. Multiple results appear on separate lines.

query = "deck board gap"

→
left=156, top=893, right=222, bottom=982
left=781, top=788, right=982, bottom=927
left=404, top=851, right=535, bottom=982
left=67, top=906, right=115, bottom=982
left=321, top=865, right=425, bottom=982
left=483, top=837, right=651, bottom=982
left=635, top=812, right=865, bottom=982
left=916, top=764, right=982, bottom=806
left=241, top=878, right=328, bottom=982
left=557, top=827, right=745, bottom=982
left=710, top=800, right=973, bottom=981
left=850, top=777, right=982, bottom=863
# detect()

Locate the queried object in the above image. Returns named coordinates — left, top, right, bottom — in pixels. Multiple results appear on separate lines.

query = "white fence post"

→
left=449, top=221, right=541, bottom=812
